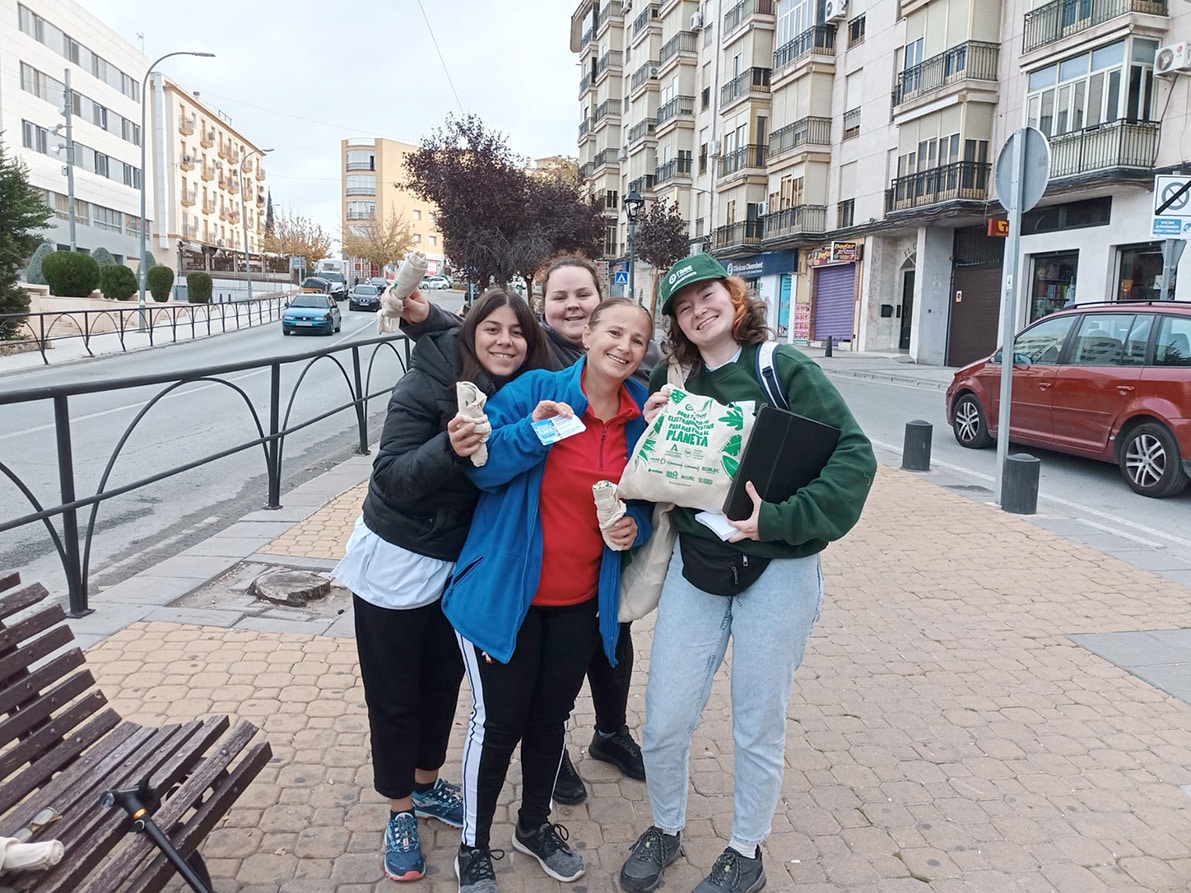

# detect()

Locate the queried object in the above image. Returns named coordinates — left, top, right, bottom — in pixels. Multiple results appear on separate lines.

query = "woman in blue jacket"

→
left=443, top=298, right=654, bottom=893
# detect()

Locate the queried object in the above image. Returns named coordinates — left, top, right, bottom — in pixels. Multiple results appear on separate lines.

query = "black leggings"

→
left=354, top=595, right=464, bottom=800
left=585, top=621, right=633, bottom=731
left=458, top=599, right=601, bottom=849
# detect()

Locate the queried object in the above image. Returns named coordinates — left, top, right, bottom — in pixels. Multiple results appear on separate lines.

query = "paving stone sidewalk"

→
left=77, top=464, right=1191, bottom=892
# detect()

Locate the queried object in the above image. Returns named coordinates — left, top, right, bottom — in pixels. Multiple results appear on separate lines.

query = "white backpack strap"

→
left=755, top=341, right=789, bottom=410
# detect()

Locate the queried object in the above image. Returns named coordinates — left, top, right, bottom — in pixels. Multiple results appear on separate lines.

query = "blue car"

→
left=282, top=294, right=341, bottom=335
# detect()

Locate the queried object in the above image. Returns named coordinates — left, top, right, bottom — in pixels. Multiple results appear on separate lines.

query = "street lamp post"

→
left=240, top=148, right=272, bottom=302
left=624, top=189, right=644, bottom=303
left=138, top=50, right=215, bottom=332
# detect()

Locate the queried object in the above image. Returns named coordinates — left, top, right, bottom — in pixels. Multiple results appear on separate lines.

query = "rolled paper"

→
left=592, top=479, right=628, bottom=550
left=376, top=251, right=429, bottom=333
left=0, top=837, right=65, bottom=871
left=456, top=381, right=492, bottom=466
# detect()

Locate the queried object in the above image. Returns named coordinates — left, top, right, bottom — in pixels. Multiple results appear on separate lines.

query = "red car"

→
left=946, top=302, right=1191, bottom=497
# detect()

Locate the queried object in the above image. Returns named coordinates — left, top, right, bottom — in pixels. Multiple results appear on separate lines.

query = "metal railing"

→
left=1023, top=0, right=1166, bottom=52
left=633, top=4, right=660, bottom=35
left=0, top=335, right=411, bottom=615
left=718, top=143, right=768, bottom=178
left=762, top=204, right=827, bottom=239
left=1047, top=120, right=1158, bottom=178
left=885, top=161, right=991, bottom=212
left=656, top=94, right=696, bottom=127
left=1, top=297, right=291, bottom=365
left=628, top=174, right=657, bottom=195
left=893, top=41, right=999, bottom=106
left=655, top=156, right=693, bottom=184
left=631, top=62, right=659, bottom=91
left=768, top=116, right=832, bottom=160
left=628, top=118, right=657, bottom=144
left=721, top=67, right=772, bottom=106
left=713, top=219, right=765, bottom=249
left=773, top=25, right=836, bottom=72
left=596, top=50, right=624, bottom=81
left=579, top=118, right=593, bottom=139
left=723, top=0, right=774, bottom=38
left=659, top=30, right=698, bottom=66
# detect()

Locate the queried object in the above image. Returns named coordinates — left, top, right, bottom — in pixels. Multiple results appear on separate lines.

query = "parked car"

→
left=299, top=276, right=333, bottom=296
left=422, top=275, right=450, bottom=290
left=348, top=283, right=380, bottom=311
left=282, top=293, right=341, bottom=335
left=946, top=302, right=1191, bottom=497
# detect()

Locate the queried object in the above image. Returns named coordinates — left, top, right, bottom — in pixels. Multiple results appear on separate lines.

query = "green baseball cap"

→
left=659, top=253, right=730, bottom=314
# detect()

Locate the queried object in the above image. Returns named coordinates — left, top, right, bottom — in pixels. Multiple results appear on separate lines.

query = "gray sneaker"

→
left=512, top=821, right=585, bottom=882
left=692, top=846, right=766, bottom=893
left=619, top=826, right=683, bottom=892
left=455, top=845, right=503, bottom=893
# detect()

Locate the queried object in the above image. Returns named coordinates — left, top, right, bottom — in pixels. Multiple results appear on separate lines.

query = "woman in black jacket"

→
left=334, top=288, right=550, bottom=882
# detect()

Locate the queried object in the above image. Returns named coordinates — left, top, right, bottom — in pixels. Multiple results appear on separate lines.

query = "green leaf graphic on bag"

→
left=718, top=404, right=745, bottom=431
left=722, top=455, right=739, bottom=477
left=723, top=434, right=742, bottom=458
left=670, top=388, right=686, bottom=402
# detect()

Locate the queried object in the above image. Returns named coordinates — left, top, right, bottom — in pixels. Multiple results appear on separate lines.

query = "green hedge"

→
left=99, top=263, right=137, bottom=300
left=146, top=265, right=175, bottom=302
left=186, top=271, right=213, bottom=304
left=24, top=243, right=54, bottom=285
left=41, top=251, right=100, bottom=297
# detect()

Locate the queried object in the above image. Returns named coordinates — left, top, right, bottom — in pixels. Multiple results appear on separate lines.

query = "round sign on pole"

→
left=995, top=127, right=1050, bottom=213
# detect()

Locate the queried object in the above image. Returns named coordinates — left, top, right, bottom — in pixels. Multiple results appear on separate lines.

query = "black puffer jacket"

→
left=361, top=328, right=497, bottom=561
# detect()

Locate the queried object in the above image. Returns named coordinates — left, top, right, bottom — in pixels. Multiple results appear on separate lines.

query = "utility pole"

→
left=62, top=68, right=76, bottom=251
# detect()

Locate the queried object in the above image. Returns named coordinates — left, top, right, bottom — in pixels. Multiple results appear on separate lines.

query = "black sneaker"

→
left=512, top=820, right=585, bottom=882
left=588, top=724, right=646, bottom=781
left=455, top=845, right=504, bottom=893
left=552, top=749, right=588, bottom=805
left=692, top=846, right=766, bottom=893
left=618, top=826, right=682, bottom=892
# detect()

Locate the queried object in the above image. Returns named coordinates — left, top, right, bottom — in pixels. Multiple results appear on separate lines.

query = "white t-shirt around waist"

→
left=333, top=515, right=454, bottom=610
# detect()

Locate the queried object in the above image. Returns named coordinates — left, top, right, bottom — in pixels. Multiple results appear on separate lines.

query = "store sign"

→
left=792, top=302, right=811, bottom=345
left=806, top=241, right=863, bottom=267
left=724, top=250, right=797, bottom=279
left=987, top=218, right=1009, bottom=237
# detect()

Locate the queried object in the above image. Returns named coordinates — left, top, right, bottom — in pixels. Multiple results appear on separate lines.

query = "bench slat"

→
left=0, top=606, right=69, bottom=658
left=0, top=581, right=51, bottom=621
left=0, top=649, right=86, bottom=718
left=0, top=627, right=75, bottom=699
left=0, top=671, right=101, bottom=767
left=0, top=573, right=21, bottom=596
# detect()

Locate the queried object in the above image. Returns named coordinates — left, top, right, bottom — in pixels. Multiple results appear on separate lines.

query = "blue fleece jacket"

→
left=441, top=359, right=651, bottom=665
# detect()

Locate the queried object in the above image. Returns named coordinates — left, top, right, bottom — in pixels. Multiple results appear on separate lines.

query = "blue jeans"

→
left=641, top=540, right=823, bottom=848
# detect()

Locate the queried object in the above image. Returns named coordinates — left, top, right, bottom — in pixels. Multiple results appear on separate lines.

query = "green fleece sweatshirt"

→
left=648, top=342, right=877, bottom=559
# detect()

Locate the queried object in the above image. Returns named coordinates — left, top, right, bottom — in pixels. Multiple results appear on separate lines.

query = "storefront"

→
left=806, top=241, right=861, bottom=343
left=1117, top=242, right=1164, bottom=302
left=1029, top=250, right=1078, bottom=321
left=723, top=250, right=798, bottom=334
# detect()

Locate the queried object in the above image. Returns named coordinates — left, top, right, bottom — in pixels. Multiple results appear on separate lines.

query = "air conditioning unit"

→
left=824, top=0, right=848, bottom=21
left=649, top=65, right=659, bottom=78
left=617, top=147, right=629, bottom=161
left=623, top=0, right=632, bottom=11
left=757, top=200, right=768, bottom=215
left=690, top=10, right=703, bottom=30
left=1155, top=42, right=1191, bottom=76
left=709, top=139, right=721, bottom=156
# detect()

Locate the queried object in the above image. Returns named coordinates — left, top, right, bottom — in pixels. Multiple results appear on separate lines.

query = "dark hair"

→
left=587, top=297, right=653, bottom=333
left=663, top=275, right=771, bottom=368
left=537, top=253, right=603, bottom=300
left=458, top=288, right=551, bottom=383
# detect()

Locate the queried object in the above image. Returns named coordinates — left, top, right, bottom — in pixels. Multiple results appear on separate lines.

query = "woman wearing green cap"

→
left=618, top=254, right=876, bottom=893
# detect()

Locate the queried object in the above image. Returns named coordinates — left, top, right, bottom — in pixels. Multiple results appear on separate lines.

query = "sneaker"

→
left=383, top=811, right=424, bottom=882
left=692, top=847, right=766, bottom=893
left=618, top=826, right=682, bottom=892
left=412, top=777, right=464, bottom=828
left=512, top=820, right=585, bottom=882
left=455, top=845, right=504, bottom=893
left=588, top=725, right=646, bottom=781
left=552, top=749, right=588, bottom=805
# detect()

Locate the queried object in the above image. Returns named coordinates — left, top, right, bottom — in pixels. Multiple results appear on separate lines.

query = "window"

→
left=93, top=205, right=122, bottom=233
left=1025, top=38, right=1156, bottom=137
left=1070, top=313, right=1132, bottom=365
left=430, top=235, right=437, bottom=247
left=1154, top=315, right=1191, bottom=367
left=17, top=4, right=139, bottom=100
left=412, top=234, right=421, bottom=245
left=838, top=198, right=855, bottom=228
left=1008, top=314, right=1075, bottom=364
left=775, top=0, right=816, bottom=47
left=21, top=120, right=48, bottom=154
left=1118, top=242, right=1163, bottom=302
left=1029, top=251, right=1079, bottom=321
left=20, top=63, right=140, bottom=146
left=345, top=175, right=375, bottom=196
left=346, top=201, right=375, bottom=220
left=848, top=15, right=866, bottom=47
left=413, top=210, right=422, bottom=221
left=346, top=149, right=374, bottom=171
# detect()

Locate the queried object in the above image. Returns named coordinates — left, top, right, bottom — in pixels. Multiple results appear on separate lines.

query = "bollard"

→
left=901, top=419, right=932, bottom=471
left=1001, top=452, right=1040, bottom=514
left=824, top=335, right=833, bottom=358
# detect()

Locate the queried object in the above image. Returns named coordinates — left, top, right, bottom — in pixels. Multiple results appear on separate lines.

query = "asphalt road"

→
left=0, top=293, right=465, bottom=599
left=826, top=371, right=1191, bottom=566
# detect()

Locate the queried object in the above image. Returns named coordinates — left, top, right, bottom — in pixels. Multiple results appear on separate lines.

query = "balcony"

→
left=593, top=148, right=621, bottom=170
left=1023, top=0, right=1166, bottom=53
left=580, top=70, right=596, bottom=96
left=768, top=117, right=832, bottom=162
left=762, top=204, right=828, bottom=241
left=228, top=147, right=241, bottom=166
left=217, top=140, right=231, bottom=161
left=843, top=107, right=860, bottom=140
left=713, top=220, right=765, bottom=251
left=595, top=50, right=624, bottom=82
left=181, top=188, right=197, bottom=207
left=201, top=161, right=217, bottom=181
left=179, top=154, right=196, bottom=172
left=1047, top=120, right=1158, bottom=180
left=723, top=0, right=775, bottom=41
left=200, top=127, right=215, bottom=148
left=656, top=94, right=696, bottom=128
left=720, top=67, right=771, bottom=108
left=581, top=27, right=593, bottom=50
left=346, top=209, right=374, bottom=221
left=658, top=31, right=698, bottom=68
left=225, top=174, right=240, bottom=194
left=579, top=161, right=595, bottom=181
left=893, top=41, right=999, bottom=107
left=655, top=156, right=693, bottom=184
left=346, top=183, right=376, bottom=196
left=256, top=164, right=265, bottom=181
left=179, top=114, right=195, bottom=136
left=628, top=174, right=657, bottom=195
left=596, top=1, right=624, bottom=34
left=630, top=61, right=659, bottom=93
left=719, top=143, right=768, bottom=178
left=628, top=118, right=657, bottom=144
left=593, top=98, right=623, bottom=124
left=579, top=118, right=594, bottom=140
left=632, top=4, right=661, bottom=37
left=345, top=160, right=374, bottom=171
left=885, top=161, right=991, bottom=213
left=772, top=25, right=836, bottom=75
left=202, top=199, right=216, bottom=215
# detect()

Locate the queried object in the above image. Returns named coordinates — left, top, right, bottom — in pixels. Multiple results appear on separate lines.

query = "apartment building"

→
left=339, top=138, right=444, bottom=281
left=572, top=0, right=1191, bottom=365
left=155, top=80, right=269, bottom=278
left=2, top=0, right=148, bottom=263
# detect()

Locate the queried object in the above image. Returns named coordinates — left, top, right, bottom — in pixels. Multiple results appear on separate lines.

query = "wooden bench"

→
left=0, top=572, right=272, bottom=892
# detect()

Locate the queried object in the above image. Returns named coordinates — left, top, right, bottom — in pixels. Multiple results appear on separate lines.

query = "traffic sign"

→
left=1152, top=175, right=1191, bottom=237
left=995, top=127, right=1049, bottom=213
left=614, top=270, right=629, bottom=286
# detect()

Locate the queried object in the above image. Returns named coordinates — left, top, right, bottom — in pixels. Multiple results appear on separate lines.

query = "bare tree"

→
left=341, top=212, right=413, bottom=272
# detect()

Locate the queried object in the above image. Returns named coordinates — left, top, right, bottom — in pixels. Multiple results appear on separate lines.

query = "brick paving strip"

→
left=84, top=466, right=1191, bottom=892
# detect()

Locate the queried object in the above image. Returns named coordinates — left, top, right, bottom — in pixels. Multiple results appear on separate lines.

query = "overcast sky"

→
left=78, top=0, right=581, bottom=238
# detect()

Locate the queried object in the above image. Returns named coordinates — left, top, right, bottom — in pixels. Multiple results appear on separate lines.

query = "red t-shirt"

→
left=533, top=384, right=640, bottom=607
